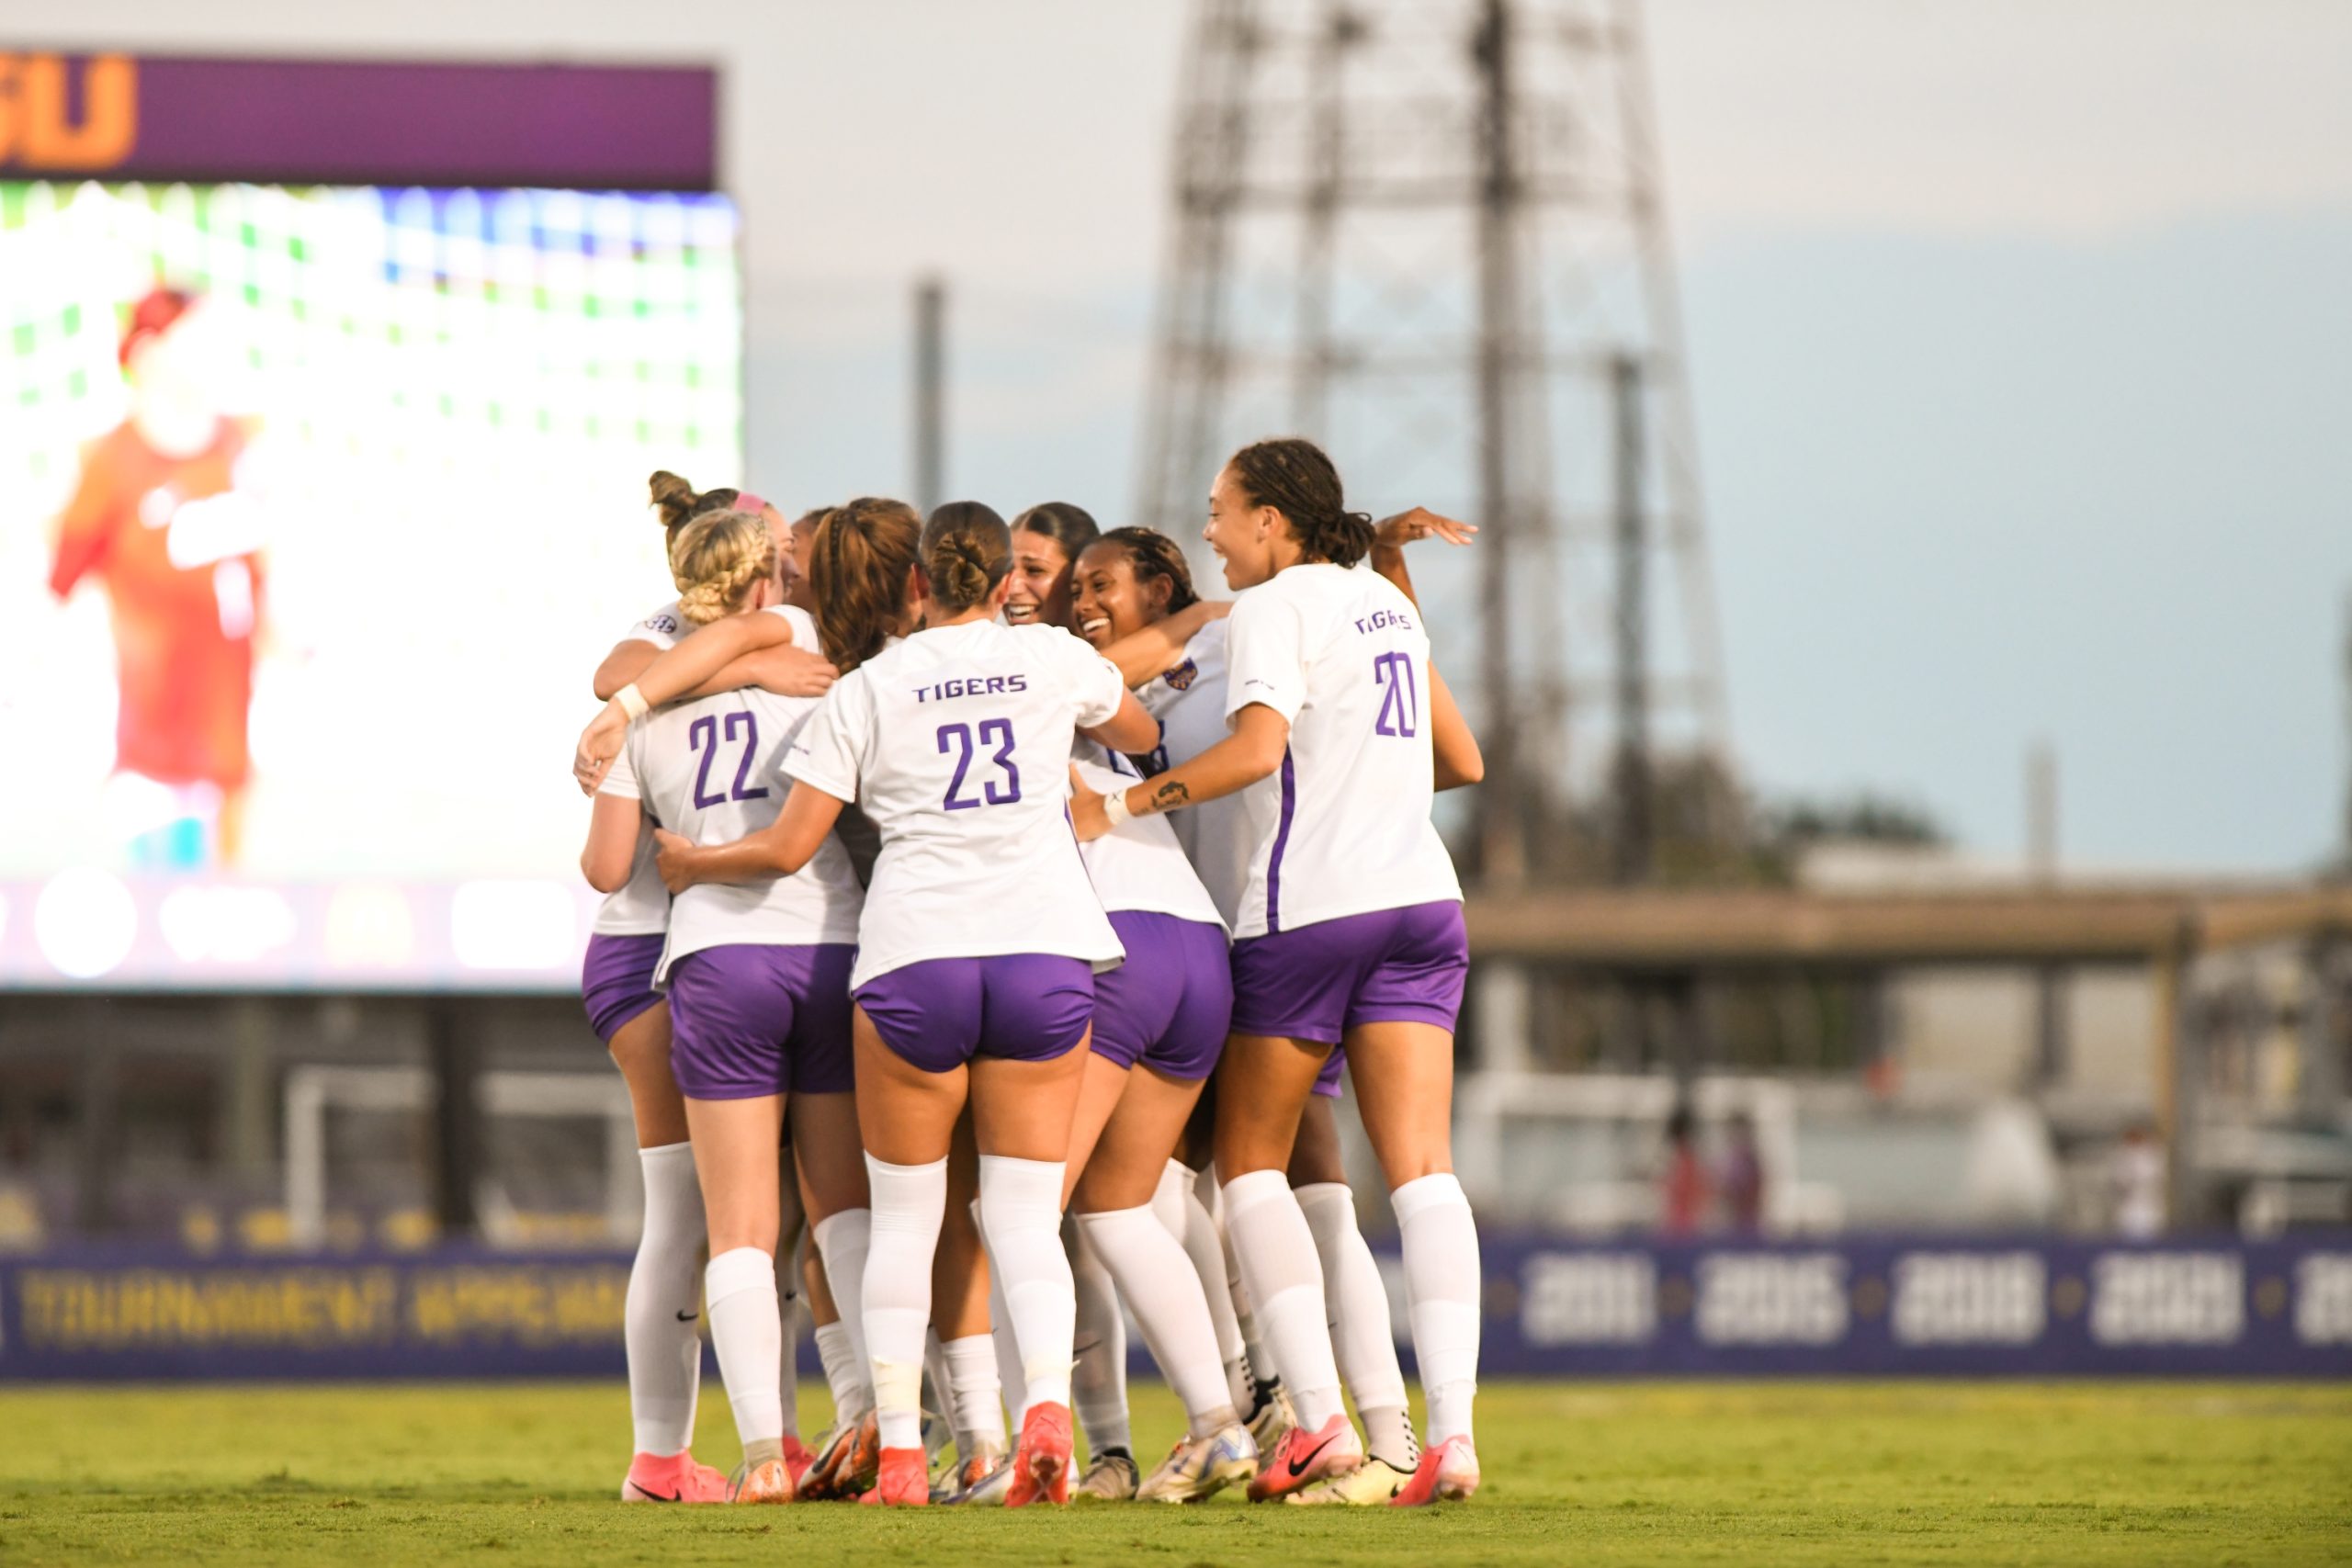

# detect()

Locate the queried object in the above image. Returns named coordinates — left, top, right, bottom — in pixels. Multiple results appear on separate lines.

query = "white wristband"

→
left=615, top=682, right=650, bottom=721
left=1102, top=785, right=1134, bottom=829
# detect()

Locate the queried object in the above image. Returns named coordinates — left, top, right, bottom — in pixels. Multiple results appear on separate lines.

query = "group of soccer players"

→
left=568, top=437, right=1486, bottom=1509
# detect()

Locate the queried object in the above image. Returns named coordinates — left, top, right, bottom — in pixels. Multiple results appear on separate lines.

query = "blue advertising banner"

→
left=3, top=1237, right=2347, bottom=1382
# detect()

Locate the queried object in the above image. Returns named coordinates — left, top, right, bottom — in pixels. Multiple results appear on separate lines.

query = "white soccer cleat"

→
left=1136, top=1424, right=1259, bottom=1504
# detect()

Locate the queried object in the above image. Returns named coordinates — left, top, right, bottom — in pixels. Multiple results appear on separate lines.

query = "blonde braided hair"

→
left=670, top=508, right=777, bottom=625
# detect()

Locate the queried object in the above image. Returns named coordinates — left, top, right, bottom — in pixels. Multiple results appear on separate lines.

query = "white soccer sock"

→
left=978, top=1154, right=1076, bottom=1413
left=1392, top=1172, right=1481, bottom=1447
left=986, top=1241, right=1029, bottom=1425
left=776, top=1242, right=803, bottom=1439
left=705, top=1247, right=785, bottom=1459
left=1168, top=1162, right=1252, bottom=1409
left=626, top=1142, right=705, bottom=1457
left=1297, top=1181, right=1414, bottom=1466
left=813, top=1320, right=863, bottom=1428
left=1216, top=1185, right=1281, bottom=1387
left=810, top=1208, right=875, bottom=1420
left=1079, top=1204, right=1237, bottom=1438
left=1068, top=1215, right=1131, bottom=1454
left=943, top=1332, right=1006, bottom=1454
left=862, top=1156, right=948, bottom=1450
left=1220, top=1168, right=1345, bottom=1431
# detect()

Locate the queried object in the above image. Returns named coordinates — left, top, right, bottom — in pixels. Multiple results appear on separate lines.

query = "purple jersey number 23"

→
left=938, top=717, right=1022, bottom=809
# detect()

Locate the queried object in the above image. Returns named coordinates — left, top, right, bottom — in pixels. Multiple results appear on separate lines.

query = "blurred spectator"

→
left=1660, top=1103, right=1708, bottom=1236
left=1717, top=1111, right=1765, bottom=1234
left=2112, top=1122, right=2165, bottom=1238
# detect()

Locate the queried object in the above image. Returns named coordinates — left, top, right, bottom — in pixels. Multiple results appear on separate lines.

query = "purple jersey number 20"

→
left=1372, top=651, right=1419, bottom=739
left=938, top=717, right=1022, bottom=810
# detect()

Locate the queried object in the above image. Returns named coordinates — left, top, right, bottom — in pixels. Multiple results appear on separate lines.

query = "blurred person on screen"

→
left=45, top=288, right=266, bottom=869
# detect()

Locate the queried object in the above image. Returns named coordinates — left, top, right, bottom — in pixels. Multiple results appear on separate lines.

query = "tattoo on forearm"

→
left=1149, top=781, right=1191, bottom=813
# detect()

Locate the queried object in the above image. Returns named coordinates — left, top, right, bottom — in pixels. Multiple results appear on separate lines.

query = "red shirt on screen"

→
left=48, top=418, right=263, bottom=792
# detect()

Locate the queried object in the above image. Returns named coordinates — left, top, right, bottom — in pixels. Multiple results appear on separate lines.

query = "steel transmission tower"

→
left=1136, top=0, right=1730, bottom=887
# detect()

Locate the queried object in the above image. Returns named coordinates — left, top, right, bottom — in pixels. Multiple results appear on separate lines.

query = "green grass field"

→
left=3, top=1382, right=2348, bottom=1566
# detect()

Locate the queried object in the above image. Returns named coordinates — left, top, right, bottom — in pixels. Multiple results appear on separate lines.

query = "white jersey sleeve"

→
left=1039, top=626, right=1128, bottom=730
left=1135, top=618, right=1251, bottom=929
left=789, top=619, right=1123, bottom=989
left=1217, top=565, right=1461, bottom=939
left=627, top=600, right=686, bottom=649
left=588, top=601, right=685, bottom=936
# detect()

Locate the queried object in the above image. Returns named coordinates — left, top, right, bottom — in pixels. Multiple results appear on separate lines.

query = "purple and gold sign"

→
left=0, top=52, right=718, bottom=190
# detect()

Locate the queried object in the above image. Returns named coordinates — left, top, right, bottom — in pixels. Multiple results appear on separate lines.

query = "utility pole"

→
left=913, top=276, right=946, bottom=514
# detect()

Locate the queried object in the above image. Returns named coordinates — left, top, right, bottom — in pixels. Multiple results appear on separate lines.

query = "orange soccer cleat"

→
left=1389, top=1435, right=1480, bottom=1506
left=620, top=1450, right=730, bottom=1504
left=1003, top=1401, right=1074, bottom=1506
left=1245, top=1413, right=1363, bottom=1503
left=856, top=1446, right=931, bottom=1507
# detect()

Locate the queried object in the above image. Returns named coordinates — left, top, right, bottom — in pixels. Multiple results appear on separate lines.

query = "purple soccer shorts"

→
left=582, top=931, right=665, bottom=1043
left=1089, top=910, right=1232, bottom=1080
left=666, top=942, right=858, bottom=1100
left=1228, top=899, right=1467, bottom=1046
left=854, top=953, right=1095, bottom=1073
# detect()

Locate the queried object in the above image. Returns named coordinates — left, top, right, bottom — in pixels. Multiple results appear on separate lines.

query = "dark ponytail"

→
left=920, top=501, right=1013, bottom=614
left=1224, top=437, right=1374, bottom=569
left=1093, top=526, right=1200, bottom=614
left=808, top=496, right=922, bottom=670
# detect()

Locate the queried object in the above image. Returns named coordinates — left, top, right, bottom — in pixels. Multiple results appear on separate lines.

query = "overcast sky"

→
left=29, top=1, right=2352, bottom=871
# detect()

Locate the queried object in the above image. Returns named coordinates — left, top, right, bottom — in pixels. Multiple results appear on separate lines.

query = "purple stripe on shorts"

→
left=1265, top=747, right=1296, bottom=934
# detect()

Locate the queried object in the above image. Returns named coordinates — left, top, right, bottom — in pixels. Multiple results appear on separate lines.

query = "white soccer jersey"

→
left=786, top=619, right=1128, bottom=990
left=1221, top=563, right=1461, bottom=939
left=1134, top=617, right=1254, bottom=929
left=589, top=599, right=686, bottom=936
left=1073, top=751, right=1226, bottom=929
left=599, top=605, right=863, bottom=976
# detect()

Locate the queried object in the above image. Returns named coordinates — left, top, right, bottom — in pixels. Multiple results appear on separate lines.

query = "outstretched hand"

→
left=1374, top=506, right=1477, bottom=550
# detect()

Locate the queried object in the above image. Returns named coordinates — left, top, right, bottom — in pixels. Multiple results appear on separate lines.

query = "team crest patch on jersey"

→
left=1161, top=659, right=1199, bottom=691
left=643, top=613, right=680, bottom=636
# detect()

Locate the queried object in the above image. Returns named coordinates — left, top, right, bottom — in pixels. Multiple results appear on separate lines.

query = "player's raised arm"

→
left=1428, top=664, right=1483, bottom=791
left=652, top=778, right=847, bottom=891
left=1099, top=598, right=1230, bottom=687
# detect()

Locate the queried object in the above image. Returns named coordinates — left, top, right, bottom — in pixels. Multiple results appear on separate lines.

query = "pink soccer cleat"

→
left=1004, top=1401, right=1073, bottom=1506
left=1246, top=1414, right=1363, bottom=1502
left=1389, top=1435, right=1480, bottom=1506
left=856, top=1447, right=931, bottom=1507
left=620, top=1450, right=730, bottom=1504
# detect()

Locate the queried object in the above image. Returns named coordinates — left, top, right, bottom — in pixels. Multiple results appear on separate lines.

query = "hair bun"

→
left=648, top=469, right=700, bottom=534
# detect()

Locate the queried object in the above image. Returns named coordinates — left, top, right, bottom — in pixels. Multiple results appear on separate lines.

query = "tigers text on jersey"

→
left=1073, top=752, right=1226, bottom=929
left=787, top=619, right=1128, bottom=990
left=1221, top=563, right=1461, bottom=939
left=589, top=599, right=686, bottom=936
left=1134, top=616, right=1253, bottom=929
